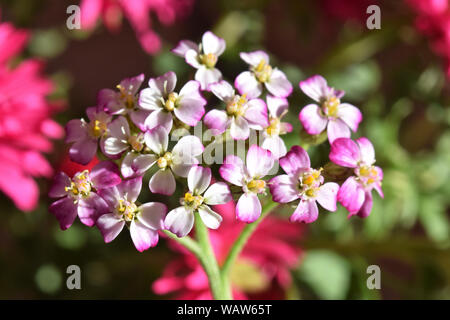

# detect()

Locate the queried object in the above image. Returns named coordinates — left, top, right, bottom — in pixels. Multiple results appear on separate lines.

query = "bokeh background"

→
left=0, top=0, right=449, bottom=299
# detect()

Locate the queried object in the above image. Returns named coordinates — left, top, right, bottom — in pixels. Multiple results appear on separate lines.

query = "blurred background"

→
left=0, top=0, right=449, bottom=299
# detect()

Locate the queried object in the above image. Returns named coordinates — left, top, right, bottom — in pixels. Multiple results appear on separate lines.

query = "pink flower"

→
left=219, top=145, right=275, bottom=223
left=269, top=146, right=339, bottom=223
left=235, top=51, right=293, bottom=99
left=97, top=74, right=149, bottom=130
left=204, top=80, right=268, bottom=140
left=80, top=0, right=194, bottom=54
left=96, top=176, right=167, bottom=252
left=66, top=107, right=112, bottom=165
left=299, top=75, right=362, bottom=143
left=138, top=71, right=206, bottom=131
left=164, top=166, right=231, bottom=237
left=172, top=31, right=226, bottom=90
left=261, top=95, right=292, bottom=159
left=102, top=116, right=145, bottom=157
left=49, top=161, right=121, bottom=230
left=329, top=137, right=384, bottom=218
left=153, top=201, right=303, bottom=299
left=0, top=21, right=63, bottom=211
left=144, top=126, right=204, bottom=195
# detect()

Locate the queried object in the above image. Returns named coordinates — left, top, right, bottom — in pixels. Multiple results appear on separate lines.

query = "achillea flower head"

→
left=329, top=137, right=384, bottom=218
left=235, top=51, right=293, bottom=99
left=220, top=145, right=275, bottom=223
left=204, top=80, right=268, bottom=140
left=49, top=161, right=121, bottom=230
left=96, top=176, right=167, bottom=252
left=299, top=75, right=362, bottom=143
left=0, top=21, right=63, bottom=211
left=172, top=31, right=226, bottom=90
left=164, top=166, right=231, bottom=237
left=269, top=146, right=339, bottom=223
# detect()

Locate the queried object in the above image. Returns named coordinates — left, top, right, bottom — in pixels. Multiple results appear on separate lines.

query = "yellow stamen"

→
left=199, top=53, right=218, bottom=68
left=226, top=94, right=247, bottom=117
left=157, top=152, right=173, bottom=169
left=164, top=92, right=178, bottom=112
left=183, top=192, right=204, bottom=210
left=246, top=179, right=266, bottom=193
left=322, top=96, right=340, bottom=118
left=128, top=134, right=144, bottom=152
left=253, top=59, right=272, bottom=83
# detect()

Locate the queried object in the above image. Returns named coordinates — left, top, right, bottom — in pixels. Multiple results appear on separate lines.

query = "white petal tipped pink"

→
left=164, top=166, right=231, bottom=237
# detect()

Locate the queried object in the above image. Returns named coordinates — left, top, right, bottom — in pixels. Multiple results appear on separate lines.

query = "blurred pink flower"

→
left=153, top=201, right=303, bottom=299
left=406, top=0, right=450, bottom=77
left=80, top=0, right=195, bottom=54
left=0, top=21, right=63, bottom=211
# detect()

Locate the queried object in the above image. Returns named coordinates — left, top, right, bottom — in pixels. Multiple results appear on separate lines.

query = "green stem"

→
left=194, top=212, right=229, bottom=299
left=220, top=200, right=279, bottom=296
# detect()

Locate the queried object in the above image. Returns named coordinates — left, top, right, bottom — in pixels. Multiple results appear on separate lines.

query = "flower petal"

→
left=204, top=109, right=229, bottom=135
left=356, top=137, right=376, bottom=165
left=316, top=182, right=339, bottom=212
left=337, top=177, right=365, bottom=215
left=268, top=174, right=299, bottom=203
left=230, top=116, right=250, bottom=140
left=148, top=71, right=177, bottom=97
left=65, top=119, right=88, bottom=143
left=138, top=202, right=167, bottom=230
left=299, top=104, right=328, bottom=135
left=144, top=125, right=169, bottom=155
left=172, top=40, right=198, bottom=57
left=90, top=161, right=121, bottom=189
left=261, top=135, right=287, bottom=159
left=203, top=182, right=231, bottom=205
left=266, top=68, right=293, bottom=98
left=290, top=200, right=319, bottom=223
left=236, top=193, right=262, bottom=223
left=327, top=119, right=351, bottom=143
left=299, top=75, right=329, bottom=102
left=172, top=135, right=204, bottom=158
left=149, top=169, right=176, bottom=195
left=103, top=137, right=128, bottom=157
left=266, top=95, right=288, bottom=118
left=202, top=31, right=226, bottom=56
left=356, top=191, right=373, bottom=218
left=144, top=109, right=173, bottom=132
left=96, top=213, right=125, bottom=243
left=130, top=219, right=159, bottom=252
left=209, top=80, right=235, bottom=102
left=118, top=176, right=142, bottom=202
left=234, top=71, right=262, bottom=99
left=329, top=137, right=360, bottom=168
left=246, top=144, right=274, bottom=178
left=49, top=197, right=78, bottom=230
left=244, top=98, right=269, bottom=129
left=198, top=205, right=222, bottom=229
left=240, top=51, right=270, bottom=67
left=69, top=138, right=98, bottom=165
left=279, top=145, right=310, bottom=175
left=337, top=103, right=362, bottom=132
left=194, top=67, right=222, bottom=91
left=219, top=155, right=245, bottom=186
left=138, top=87, right=163, bottom=111
left=185, top=49, right=202, bottom=69
left=121, top=153, right=156, bottom=178
left=188, top=166, right=211, bottom=195
left=77, top=193, right=108, bottom=227
left=176, top=81, right=206, bottom=126
left=164, top=206, right=194, bottom=237
left=48, top=172, right=71, bottom=198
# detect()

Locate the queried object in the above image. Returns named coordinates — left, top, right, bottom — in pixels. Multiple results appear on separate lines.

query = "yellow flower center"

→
left=157, top=152, right=173, bottom=169
left=65, top=170, right=91, bottom=197
left=266, top=117, right=280, bottom=136
left=199, top=53, right=218, bottom=68
left=246, top=179, right=266, bottom=194
left=226, top=94, right=247, bottom=117
left=117, top=199, right=138, bottom=221
left=183, top=192, right=204, bottom=210
left=116, top=84, right=135, bottom=109
left=253, top=59, right=272, bottom=83
left=128, top=134, right=145, bottom=152
left=300, top=168, right=323, bottom=199
left=322, top=96, right=340, bottom=118
left=357, top=165, right=379, bottom=186
left=89, top=119, right=108, bottom=138
left=164, top=92, right=179, bottom=112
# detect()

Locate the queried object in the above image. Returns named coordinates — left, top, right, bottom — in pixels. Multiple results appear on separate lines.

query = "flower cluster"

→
left=0, top=19, right=63, bottom=211
left=50, top=30, right=383, bottom=252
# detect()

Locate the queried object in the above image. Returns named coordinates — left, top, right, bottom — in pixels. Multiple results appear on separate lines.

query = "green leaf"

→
left=419, top=196, right=449, bottom=243
left=297, top=250, right=351, bottom=299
